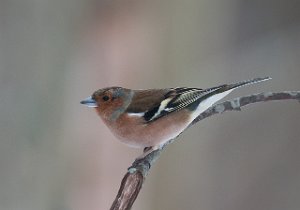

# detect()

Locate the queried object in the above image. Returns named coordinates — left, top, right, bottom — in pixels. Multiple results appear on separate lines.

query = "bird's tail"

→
left=226, top=77, right=271, bottom=91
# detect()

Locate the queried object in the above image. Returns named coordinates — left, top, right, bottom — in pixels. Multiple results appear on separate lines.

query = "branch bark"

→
left=110, top=91, right=300, bottom=210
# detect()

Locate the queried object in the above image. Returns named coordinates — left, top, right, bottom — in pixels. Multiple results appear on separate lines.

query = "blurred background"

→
left=1, top=0, right=300, bottom=209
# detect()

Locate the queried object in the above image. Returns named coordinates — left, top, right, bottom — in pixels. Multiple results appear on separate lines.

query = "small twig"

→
left=110, top=91, right=300, bottom=210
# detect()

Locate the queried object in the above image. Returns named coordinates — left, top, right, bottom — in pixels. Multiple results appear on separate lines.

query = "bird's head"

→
left=81, top=87, right=132, bottom=121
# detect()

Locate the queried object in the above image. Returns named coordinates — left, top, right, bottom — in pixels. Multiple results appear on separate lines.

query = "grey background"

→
left=0, top=0, right=299, bottom=209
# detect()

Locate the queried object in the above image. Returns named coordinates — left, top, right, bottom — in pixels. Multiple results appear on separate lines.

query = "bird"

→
left=81, top=77, right=271, bottom=156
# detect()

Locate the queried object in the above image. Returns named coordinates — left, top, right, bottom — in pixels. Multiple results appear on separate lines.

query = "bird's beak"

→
left=80, top=96, right=98, bottom=107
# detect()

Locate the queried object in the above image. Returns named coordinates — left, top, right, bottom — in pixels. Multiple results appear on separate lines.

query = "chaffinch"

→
left=81, top=77, right=271, bottom=154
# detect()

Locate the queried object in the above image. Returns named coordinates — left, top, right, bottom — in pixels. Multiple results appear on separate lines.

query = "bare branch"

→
left=110, top=91, right=300, bottom=210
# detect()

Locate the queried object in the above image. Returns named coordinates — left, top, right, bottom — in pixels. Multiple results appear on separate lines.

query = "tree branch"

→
left=110, top=91, right=300, bottom=210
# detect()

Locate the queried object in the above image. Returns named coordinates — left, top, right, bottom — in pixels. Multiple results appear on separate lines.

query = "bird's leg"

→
left=143, top=146, right=152, bottom=153
left=133, top=145, right=161, bottom=170
left=135, top=145, right=160, bottom=161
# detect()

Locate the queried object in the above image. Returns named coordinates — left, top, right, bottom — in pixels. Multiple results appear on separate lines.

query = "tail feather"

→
left=227, top=77, right=272, bottom=90
left=190, top=76, right=272, bottom=118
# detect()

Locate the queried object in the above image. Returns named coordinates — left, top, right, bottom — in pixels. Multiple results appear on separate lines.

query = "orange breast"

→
left=101, top=109, right=192, bottom=148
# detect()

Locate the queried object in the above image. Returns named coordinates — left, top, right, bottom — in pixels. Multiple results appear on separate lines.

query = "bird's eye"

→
left=102, top=95, right=110, bottom=101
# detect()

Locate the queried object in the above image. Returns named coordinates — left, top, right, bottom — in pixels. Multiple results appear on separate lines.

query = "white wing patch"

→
left=127, top=112, right=145, bottom=117
left=149, top=98, right=172, bottom=121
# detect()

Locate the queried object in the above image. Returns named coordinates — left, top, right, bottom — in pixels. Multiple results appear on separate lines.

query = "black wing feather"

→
left=144, top=86, right=223, bottom=122
left=142, top=77, right=271, bottom=122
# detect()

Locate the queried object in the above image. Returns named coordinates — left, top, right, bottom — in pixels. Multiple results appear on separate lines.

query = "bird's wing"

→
left=126, top=77, right=271, bottom=122
left=143, top=87, right=225, bottom=122
left=126, top=89, right=170, bottom=113
left=126, top=87, right=222, bottom=122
